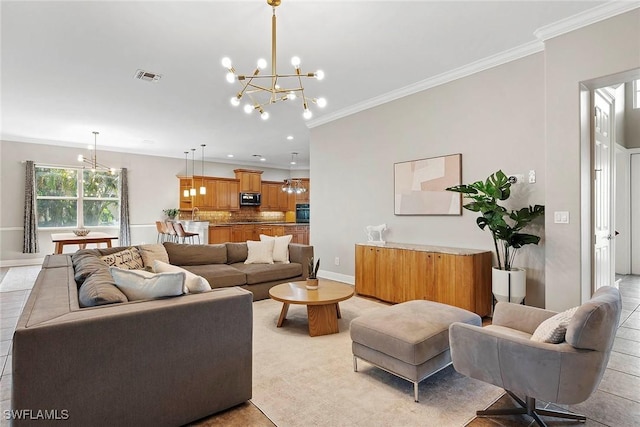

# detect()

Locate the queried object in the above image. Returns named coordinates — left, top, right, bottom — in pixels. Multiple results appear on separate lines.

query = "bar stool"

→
left=155, top=221, right=169, bottom=243
left=165, top=221, right=179, bottom=242
left=173, top=222, right=200, bottom=244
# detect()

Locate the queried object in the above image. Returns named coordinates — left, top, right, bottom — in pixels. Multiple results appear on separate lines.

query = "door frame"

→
left=580, top=69, right=640, bottom=303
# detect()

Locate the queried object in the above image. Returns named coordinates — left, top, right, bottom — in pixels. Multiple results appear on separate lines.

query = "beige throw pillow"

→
left=153, top=260, right=211, bottom=293
left=109, top=267, right=184, bottom=301
left=531, top=306, right=579, bottom=343
left=137, top=243, right=170, bottom=267
left=100, top=247, right=144, bottom=270
left=259, top=234, right=292, bottom=263
left=245, top=240, right=275, bottom=264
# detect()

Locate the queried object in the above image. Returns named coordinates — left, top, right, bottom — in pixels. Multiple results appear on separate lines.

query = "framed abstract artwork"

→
left=394, top=153, right=462, bottom=215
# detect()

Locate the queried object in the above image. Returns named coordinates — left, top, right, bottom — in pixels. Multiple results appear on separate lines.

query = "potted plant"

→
left=446, top=170, right=544, bottom=304
left=306, top=257, right=320, bottom=290
left=163, top=208, right=180, bottom=220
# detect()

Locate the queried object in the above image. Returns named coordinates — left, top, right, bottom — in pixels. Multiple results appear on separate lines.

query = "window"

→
left=634, top=79, right=640, bottom=109
left=36, top=167, right=120, bottom=228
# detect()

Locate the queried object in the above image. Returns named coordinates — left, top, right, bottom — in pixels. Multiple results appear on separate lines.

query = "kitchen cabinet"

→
left=177, top=176, right=239, bottom=211
left=295, top=178, right=310, bottom=203
left=287, top=225, right=309, bottom=245
left=354, top=243, right=492, bottom=316
left=231, top=224, right=257, bottom=242
left=234, top=169, right=262, bottom=193
left=261, top=181, right=294, bottom=211
left=209, top=226, right=231, bottom=244
left=179, top=178, right=193, bottom=210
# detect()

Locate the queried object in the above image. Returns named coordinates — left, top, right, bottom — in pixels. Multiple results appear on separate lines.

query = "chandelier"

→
left=282, top=152, right=307, bottom=194
left=221, top=0, right=326, bottom=121
left=77, top=131, right=116, bottom=174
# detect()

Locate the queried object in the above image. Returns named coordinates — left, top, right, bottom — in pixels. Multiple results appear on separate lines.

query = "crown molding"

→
left=534, top=1, right=640, bottom=41
left=308, top=2, right=640, bottom=129
left=307, top=40, right=544, bottom=129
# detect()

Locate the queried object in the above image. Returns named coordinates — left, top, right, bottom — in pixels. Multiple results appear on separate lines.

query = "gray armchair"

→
left=449, top=286, right=621, bottom=426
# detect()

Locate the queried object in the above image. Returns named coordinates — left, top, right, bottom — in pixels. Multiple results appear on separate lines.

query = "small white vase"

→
left=492, top=267, right=526, bottom=304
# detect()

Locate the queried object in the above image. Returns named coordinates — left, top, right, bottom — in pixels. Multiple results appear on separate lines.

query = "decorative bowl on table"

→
left=72, top=228, right=91, bottom=236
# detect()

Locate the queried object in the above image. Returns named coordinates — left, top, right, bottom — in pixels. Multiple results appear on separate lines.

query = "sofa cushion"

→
left=226, top=242, right=248, bottom=264
left=137, top=243, right=170, bottom=267
left=232, top=262, right=302, bottom=285
left=182, top=264, right=247, bottom=288
left=245, top=240, right=275, bottom=264
left=260, top=234, right=292, bottom=263
left=72, top=250, right=110, bottom=285
left=153, top=260, right=211, bottom=293
left=100, top=247, right=144, bottom=270
left=110, top=267, right=185, bottom=301
left=163, top=242, right=227, bottom=266
left=78, top=267, right=129, bottom=307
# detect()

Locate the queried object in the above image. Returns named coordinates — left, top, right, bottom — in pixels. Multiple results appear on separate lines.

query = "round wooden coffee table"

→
left=269, top=280, right=354, bottom=337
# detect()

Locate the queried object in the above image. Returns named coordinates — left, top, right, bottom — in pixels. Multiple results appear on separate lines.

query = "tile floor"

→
left=0, top=268, right=638, bottom=426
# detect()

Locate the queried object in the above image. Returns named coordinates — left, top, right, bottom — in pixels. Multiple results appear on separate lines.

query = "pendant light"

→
left=183, top=151, right=190, bottom=198
left=190, top=148, right=197, bottom=196
left=199, top=144, right=206, bottom=195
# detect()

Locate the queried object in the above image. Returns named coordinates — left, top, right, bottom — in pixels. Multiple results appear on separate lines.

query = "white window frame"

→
left=634, top=79, right=640, bottom=109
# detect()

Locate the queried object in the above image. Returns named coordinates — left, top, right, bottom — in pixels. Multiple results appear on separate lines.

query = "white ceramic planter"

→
left=492, top=267, right=526, bottom=304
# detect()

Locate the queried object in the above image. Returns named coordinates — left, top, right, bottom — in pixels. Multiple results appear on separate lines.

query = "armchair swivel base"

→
left=478, top=390, right=586, bottom=427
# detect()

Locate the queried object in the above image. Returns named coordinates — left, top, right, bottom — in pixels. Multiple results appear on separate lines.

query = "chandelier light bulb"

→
left=77, top=154, right=84, bottom=162
left=303, top=109, right=312, bottom=120
left=226, top=72, right=236, bottom=83
left=244, top=104, right=253, bottom=114
left=260, top=111, right=269, bottom=120
left=221, top=57, right=232, bottom=68
left=291, top=56, right=301, bottom=68
left=316, top=97, right=327, bottom=108
left=288, top=91, right=297, bottom=100
left=230, top=96, right=240, bottom=107
left=257, top=58, right=267, bottom=70
left=315, top=70, right=325, bottom=80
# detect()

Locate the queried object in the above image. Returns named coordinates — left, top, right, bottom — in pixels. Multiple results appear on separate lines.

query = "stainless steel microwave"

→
left=239, top=192, right=261, bottom=206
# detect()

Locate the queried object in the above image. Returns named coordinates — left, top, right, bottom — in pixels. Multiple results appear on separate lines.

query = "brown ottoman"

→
left=350, top=299, right=481, bottom=401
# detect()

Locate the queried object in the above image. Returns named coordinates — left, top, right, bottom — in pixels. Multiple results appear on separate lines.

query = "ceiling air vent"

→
left=134, top=69, right=162, bottom=83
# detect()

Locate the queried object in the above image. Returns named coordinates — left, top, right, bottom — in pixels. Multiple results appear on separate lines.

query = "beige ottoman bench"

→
left=350, top=300, right=481, bottom=401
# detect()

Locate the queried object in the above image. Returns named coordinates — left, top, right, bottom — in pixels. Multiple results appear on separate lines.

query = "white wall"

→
left=544, top=9, right=640, bottom=310
left=311, top=53, right=547, bottom=307
left=0, top=140, right=295, bottom=265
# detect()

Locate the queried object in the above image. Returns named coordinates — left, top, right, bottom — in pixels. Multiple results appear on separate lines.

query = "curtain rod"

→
left=21, top=160, right=122, bottom=171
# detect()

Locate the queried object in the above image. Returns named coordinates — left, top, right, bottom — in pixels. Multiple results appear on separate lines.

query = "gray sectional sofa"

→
left=12, top=241, right=313, bottom=426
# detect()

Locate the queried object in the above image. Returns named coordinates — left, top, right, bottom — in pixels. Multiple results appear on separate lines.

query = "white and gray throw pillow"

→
left=109, top=267, right=184, bottom=301
left=531, top=306, right=579, bottom=343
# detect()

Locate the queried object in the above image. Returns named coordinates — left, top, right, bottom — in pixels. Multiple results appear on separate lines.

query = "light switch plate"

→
left=554, top=211, right=569, bottom=224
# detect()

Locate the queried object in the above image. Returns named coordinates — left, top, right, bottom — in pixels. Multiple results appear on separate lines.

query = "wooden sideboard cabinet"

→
left=355, top=243, right=492, bottom=316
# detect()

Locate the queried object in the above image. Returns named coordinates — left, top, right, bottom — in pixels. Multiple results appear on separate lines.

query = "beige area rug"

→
left=251, top=296, right=504, bottom=427
left=0, top=266, right=40, bottom=293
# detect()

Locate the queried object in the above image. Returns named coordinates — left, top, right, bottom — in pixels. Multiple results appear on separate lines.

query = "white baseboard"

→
left=1, top=258, right=45, bottom=268
left=317, top=270, right=354, bottom=285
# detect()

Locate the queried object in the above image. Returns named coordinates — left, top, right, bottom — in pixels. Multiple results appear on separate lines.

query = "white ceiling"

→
left=1, top=0, right=609, bottom=169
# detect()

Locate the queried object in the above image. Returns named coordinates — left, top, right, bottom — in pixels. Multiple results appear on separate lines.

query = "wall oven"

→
left=296, top=203, right=310, bottom=223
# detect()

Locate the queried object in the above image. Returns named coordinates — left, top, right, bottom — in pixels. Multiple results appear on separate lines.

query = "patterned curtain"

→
left=23, top=160, right=39, bottom=253
left=119, top=168, right=131, bottom=246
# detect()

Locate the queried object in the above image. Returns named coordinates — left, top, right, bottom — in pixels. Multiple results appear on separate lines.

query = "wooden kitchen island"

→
left=355, top=242, right=492, bottom=317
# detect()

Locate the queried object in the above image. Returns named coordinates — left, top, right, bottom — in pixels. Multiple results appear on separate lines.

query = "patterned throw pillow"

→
left=531, top=306, right=579, bottom=343
left=100, top=247, right=144, bottom=270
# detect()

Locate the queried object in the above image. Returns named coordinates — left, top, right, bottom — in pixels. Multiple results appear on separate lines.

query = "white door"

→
left=593, top=89, right=615, bottom=290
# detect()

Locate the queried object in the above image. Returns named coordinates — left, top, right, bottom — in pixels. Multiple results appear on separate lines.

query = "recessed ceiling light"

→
left=227, top=154, right=234, bottom=158
left=287, top=135, right=294, bottom=140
